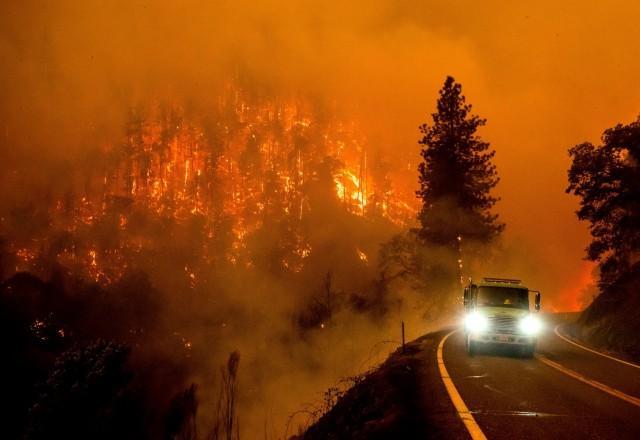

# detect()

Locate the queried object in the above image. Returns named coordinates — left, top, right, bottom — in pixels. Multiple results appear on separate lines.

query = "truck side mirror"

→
left=463, top=287, right=470, bottom=309
left=535, top=292, right=541, bottom=311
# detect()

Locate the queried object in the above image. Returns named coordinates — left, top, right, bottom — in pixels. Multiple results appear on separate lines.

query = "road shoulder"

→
left=301, top=329, right=468, bottom=439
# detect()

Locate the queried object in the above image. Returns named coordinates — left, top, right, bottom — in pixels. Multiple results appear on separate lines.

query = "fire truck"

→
left=463, top=278, right=542, bottom=357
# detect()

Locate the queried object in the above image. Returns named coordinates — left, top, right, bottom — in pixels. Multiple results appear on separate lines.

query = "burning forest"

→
left=3, top=82, right=417, bottom=285
left=0, top=79, right=429, bottom=439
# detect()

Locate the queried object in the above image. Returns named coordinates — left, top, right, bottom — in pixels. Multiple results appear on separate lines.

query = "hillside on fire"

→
left=0, top=83, right=425, bottom=438
left=3, top=1, right=640, bottom=439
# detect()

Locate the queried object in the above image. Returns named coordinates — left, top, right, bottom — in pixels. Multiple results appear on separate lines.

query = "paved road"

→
left=440, top=313, right=640, bottom=439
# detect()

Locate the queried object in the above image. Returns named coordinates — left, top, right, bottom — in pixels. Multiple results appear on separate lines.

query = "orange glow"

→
left=3, top=3, right=640, bottom=438
left=552, top=261, right=597, bottom=312
left=2, top=83, right=417, bottom=284
left=4, top=1, right=637, bottom=305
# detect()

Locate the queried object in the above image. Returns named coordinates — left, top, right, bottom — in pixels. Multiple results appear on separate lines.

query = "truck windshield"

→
left=477, top=286, right=529, bottom=309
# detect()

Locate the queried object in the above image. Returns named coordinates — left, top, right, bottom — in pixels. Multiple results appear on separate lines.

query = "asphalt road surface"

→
left=439, top=313, right=640, bottom=439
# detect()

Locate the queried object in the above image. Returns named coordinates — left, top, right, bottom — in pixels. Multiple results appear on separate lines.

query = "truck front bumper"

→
left=468, top=331, right=536, bottom=346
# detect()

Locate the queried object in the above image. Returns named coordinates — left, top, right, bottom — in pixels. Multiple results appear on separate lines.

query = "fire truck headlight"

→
left=520, top=315, right=542, bottom=335
left=465, top=312, right=488, bottom=332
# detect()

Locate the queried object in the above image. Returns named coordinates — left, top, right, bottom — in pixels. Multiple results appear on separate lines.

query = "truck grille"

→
left=488, top=315, right=518, bottom=334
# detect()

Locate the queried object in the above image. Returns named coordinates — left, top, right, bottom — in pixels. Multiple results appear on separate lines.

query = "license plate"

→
left=497, top=335, right=510, bottom=342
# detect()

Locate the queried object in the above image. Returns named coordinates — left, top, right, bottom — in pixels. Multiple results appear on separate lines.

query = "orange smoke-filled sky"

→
left=2, top=0, right=640, bottom=310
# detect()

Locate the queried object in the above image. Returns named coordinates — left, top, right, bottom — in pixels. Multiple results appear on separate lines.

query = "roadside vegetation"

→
left=566, top=117, right=640, bottom=361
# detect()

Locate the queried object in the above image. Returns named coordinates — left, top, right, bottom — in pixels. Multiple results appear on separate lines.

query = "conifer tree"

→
left=417, top=76, right=503, bottom=248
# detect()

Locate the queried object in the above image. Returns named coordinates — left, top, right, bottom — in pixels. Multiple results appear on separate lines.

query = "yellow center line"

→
left=437, top=330, right=488, bottom=440
left=535, top=354, right=640, bottom=408
left=554, top=324, right=640, bottom=370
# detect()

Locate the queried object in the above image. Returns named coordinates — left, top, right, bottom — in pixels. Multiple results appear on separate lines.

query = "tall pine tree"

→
left=417, top=76, right=503, bottom=249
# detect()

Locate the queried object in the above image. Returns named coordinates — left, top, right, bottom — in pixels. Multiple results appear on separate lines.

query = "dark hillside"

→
left=299, top=331, right=467, bottom=440
left=570, top=264, right=640, bottom=362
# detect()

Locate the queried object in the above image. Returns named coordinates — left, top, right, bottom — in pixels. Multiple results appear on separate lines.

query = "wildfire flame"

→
left=5, top=83, right=418, bottom=284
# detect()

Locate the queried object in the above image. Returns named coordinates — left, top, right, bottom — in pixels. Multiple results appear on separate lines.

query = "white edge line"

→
left=437, top=330, right=488, bottom=440
left=554, top=324, right=640, bottom=370
left=535, top=354, right=640, bottom=408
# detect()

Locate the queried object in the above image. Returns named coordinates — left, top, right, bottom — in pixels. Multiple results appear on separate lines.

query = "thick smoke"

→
left=3, top=1, right=640, bottom=309
left=3, top=1, right=640, bottom=437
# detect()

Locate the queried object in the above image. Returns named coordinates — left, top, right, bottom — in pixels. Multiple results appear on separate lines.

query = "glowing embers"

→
left=87, top=248, right=104, bottom=283
left=184, top=265, right=198, bottom=289
left=86, top=247, right=127, bottom=284
left=16, top=247, right=37, bottom=264
left=173, top=331, right=194, bottom=358
left=288, top=237, right=312, bottom=273
left=356, top=248, right=368, bottom=264
left=78, top=196, right=95, bottom=224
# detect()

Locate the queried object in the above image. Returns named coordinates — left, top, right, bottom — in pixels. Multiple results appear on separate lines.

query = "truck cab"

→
left=463, top=278, right=542, bottom=357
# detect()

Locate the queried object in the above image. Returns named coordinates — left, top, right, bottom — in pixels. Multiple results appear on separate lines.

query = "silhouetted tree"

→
left=210, top=351, right=241, bottom=440
left=240, top=130, right=264, bottom=233
left=296, top=272, right=341, bottom=332
left=365, top=155, right=392, bottom=219
left=567, top=116, right=640, bottom=284
left=25, top=340, right=145, bottom=440
left=248, top=168, right=297, bottom=274
left=0, top=273, right=55, bottom=438
left=417, top=76, right=503, bottom=247
left=165, top=384, right=199, bottom=440
left=379, top=231, right=422, bottom=284
left=122, top=106, right=147, bottom=195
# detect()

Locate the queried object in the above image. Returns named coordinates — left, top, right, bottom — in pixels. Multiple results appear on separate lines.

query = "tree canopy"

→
left=417, top=76, right=503, bottom=247
left=567, top=117, right=640, bottom=284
